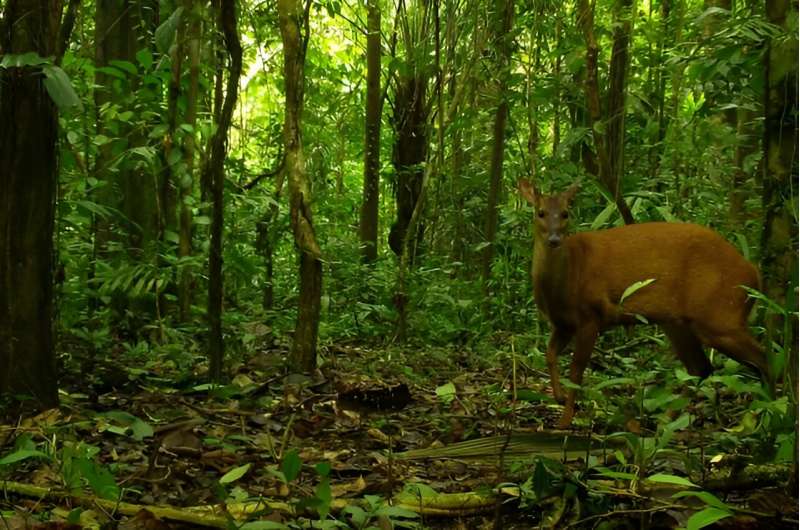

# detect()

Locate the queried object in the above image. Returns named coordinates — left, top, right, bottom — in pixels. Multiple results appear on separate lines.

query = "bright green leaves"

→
left=0, top=53, right=82, bottom=110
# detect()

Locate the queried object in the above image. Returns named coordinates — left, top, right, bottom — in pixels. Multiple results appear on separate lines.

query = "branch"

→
left=56, top=0, right=81, bottom=64
left=242, top=151, right=286, bottom=190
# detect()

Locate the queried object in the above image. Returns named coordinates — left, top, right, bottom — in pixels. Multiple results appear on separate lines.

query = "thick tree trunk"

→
left=206, top=0, right=242, bottom=382
left=359, top=0, right=381, bottom=264
left=278, top=0, right=322, bottom=372
left=761, top=0, right=798, bottom=383
left=576, top=0, right=635, bottom=225
left=0, top=0, right=61, bottom=408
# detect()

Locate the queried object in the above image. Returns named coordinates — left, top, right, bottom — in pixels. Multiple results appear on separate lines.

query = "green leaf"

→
left=0, top=52, right=49, bottom=68
left=686, top=507, right=732, bottom=530
left=219, top=463, right=250, bottom=484
left=619, top=278, right=657, bottom=305
left=75, top=458, right=120, bottom=501
left=376, top=505, right=419, bottom=519
left=435, top=382, right=456, bottom=405
left=0, top=449, right=50, bottom=466
left=281, top=449, right=301, bottom=483
left=42, top=65, right=82, bottom=110
left=135, top=48, right=153, bottom=69
left=595, top=377, right=636, bottom=391
left=673, top=490, right=730, bottom=511
left=108, top=59, right=137, bottom=74
left=98, top=411, right=153, bottom=441
left=645, top=473, right=697, bottom=488
left=315, top=461, right=331, bottom=477
left=155, top=7, right=184, bottom=53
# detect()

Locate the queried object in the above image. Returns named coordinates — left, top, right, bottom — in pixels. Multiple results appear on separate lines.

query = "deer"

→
left=518, top=179, right=771, bottom=428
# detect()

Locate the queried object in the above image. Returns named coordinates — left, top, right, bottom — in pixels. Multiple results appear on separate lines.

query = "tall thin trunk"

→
left=552, top=16, right=562, bottom=156
left=576, top=0, right=635, bottom=225
left=0, top=0, right=62, bottom=408
left=606, top=0, right=633, bottom=198
left=481, top=0, right=515, bottom=304
left=278, top=0, right=323, bottom=372
left=359, top=0, right=381, bottom=263
left=178, top=0, right=201, bottom=321
left=206, top=0, right=243, bottom=382
left=388, top=0, right=430, bottom=264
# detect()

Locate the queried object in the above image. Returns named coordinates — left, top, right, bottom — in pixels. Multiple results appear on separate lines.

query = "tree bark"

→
left=359, top=0, right=381, bottom=264
left=278, top=0, right=323, bottom=372
left=206, top=0, right=242, bottom=382
left=178, top=0, right=201, bottom=322
left=606, top=0, right=633, bottom=199
left=388, top=0, right=430, bottom=264
left=761, top=0, right=798, bottom=381
left=480, top=0, right=515, bottom=304
left=0, top=0, right=62, bottom=408
left=576, top=0, right=635, bottom=225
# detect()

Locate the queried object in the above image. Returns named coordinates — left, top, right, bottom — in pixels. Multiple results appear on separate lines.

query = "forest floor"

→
left=0, top=334, right=797, bottom=529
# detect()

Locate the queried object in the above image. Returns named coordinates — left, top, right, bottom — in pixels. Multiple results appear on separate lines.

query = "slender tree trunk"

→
left=179, top=0, right=201, bottom=321
left=481, top=0, right=515, bottom=304
left=389, top=0, right=430, bottom=265
left=360, top=0, right=381, bottom=264
left=206, top=0, right=242, bottom=382
left=278, top=0, right=322, bottom=372
left=576, top=0, right=635, bottom=225
left=552, top=16, right=562, bottom=156
left=606, top=0, right=633, bottom=199
left=729, top=109, right=758, bottom=222
left=761, top=0, right=798, bottom=382
left=0, top=0, right=62, bottom=408
left=389, top=75, right=428, bottom=262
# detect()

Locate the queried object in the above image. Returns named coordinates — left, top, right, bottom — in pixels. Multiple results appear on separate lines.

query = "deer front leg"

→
left=557, top=324, right=598, bottom=429
left=546, top=327, right=572, bottom=404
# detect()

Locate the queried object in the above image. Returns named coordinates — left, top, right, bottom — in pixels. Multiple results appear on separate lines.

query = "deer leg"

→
left=546, top=327, right=573, bottom=404
left=557, top=323, right=598, bottom=429
left=694, top=323, right=771, bottom=389
left=661, top=323, right=712, bottom=378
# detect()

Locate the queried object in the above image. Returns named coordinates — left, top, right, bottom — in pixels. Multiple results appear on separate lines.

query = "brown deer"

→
left=519, top=180, right=770, bottom=428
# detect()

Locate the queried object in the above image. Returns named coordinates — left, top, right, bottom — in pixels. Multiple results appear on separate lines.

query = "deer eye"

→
left=537, top=210, right=545, bottom=218
left=561, top=211, right=568, bottom=219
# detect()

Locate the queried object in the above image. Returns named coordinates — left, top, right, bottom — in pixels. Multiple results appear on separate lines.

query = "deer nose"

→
left=548, top=235, right=561, bottom=248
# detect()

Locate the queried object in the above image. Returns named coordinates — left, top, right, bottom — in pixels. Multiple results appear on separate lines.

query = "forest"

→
left=0, top=0, right=797, bottom=528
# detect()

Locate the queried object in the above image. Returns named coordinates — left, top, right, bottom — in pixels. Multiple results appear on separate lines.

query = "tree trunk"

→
left=359, top=0, right=381, bottom=264
left=389, top=75, right=428, bottom=262
left=178, top=0, right=201, bottom=322
left=278, top=0, right=323, bottom=372
left=552, top=16, right=562, bottom=156
left=0, top=0, right=61, bottom=408
left=576, top=0, right=635, bottom=225
left=606, top=0, right=633, bottom=198
left=94, top=0, right=161, bottom=329
left=206, top=0, right=242, bottom=382
left=481, top=0, right=515, bottom=304
left=729, top=109, right=758, bottom=222
left=761, top=0, right=798, bottom=383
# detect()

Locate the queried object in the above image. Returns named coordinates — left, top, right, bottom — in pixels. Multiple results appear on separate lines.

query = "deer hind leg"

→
left=557, top=323, right=598, bottom=429
left=693, top=321, right=770, bottom=384
left=546, top=327, right=573, bottom=404
left=661, top=323, right=712, bottom=378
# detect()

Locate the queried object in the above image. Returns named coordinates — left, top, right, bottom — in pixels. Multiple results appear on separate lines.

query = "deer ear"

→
left=518, top=179, right=539, bottom=204
left=564, top=182, right=579, bottom=203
